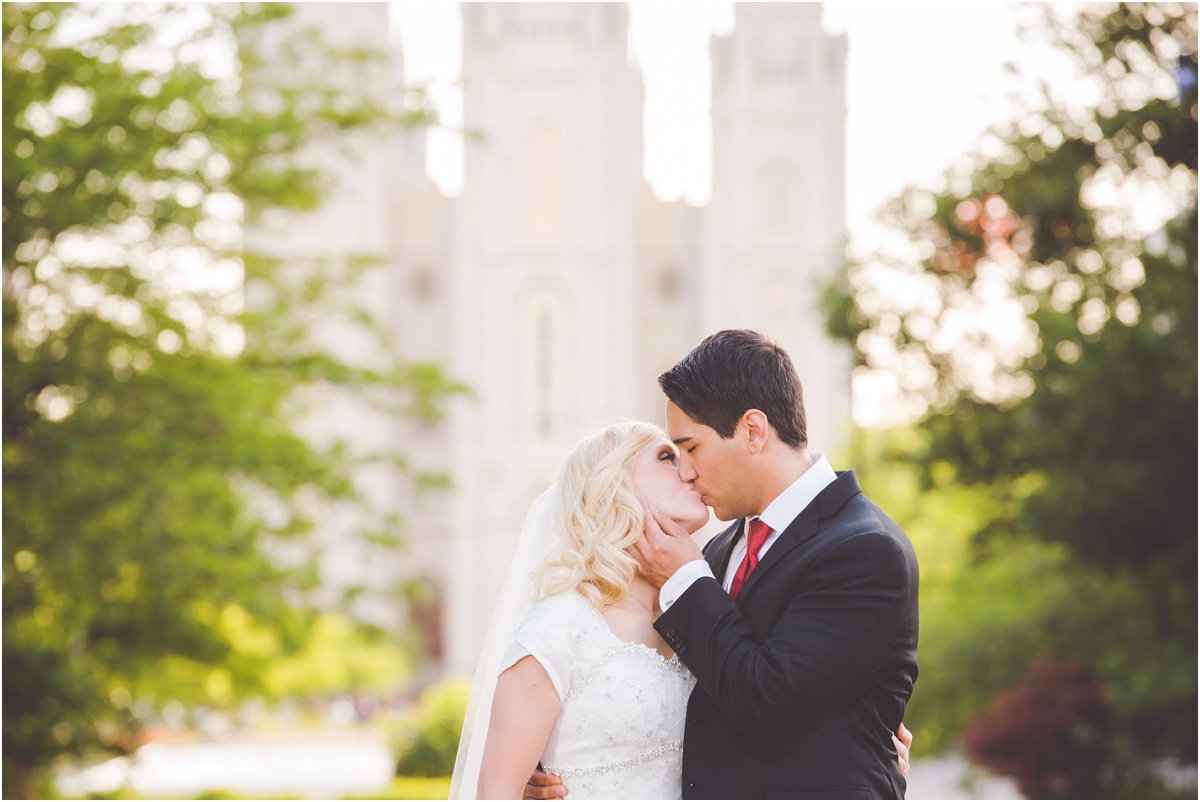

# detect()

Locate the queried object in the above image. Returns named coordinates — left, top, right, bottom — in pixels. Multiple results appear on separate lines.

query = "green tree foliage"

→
left=263, top=613, right=414, bottom=700
left=849, top=428, right=1193, bottom=770
left=825, top=1, right=1197, bottom=778
left=391, top=676, right=471, bottom=779
left=3, top=4, right=458, bottom=796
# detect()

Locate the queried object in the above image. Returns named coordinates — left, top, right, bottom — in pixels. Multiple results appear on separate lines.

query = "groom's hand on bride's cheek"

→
left=524, top=767, right=566, bottom=799
left=631, top=506, right=703, bottom=588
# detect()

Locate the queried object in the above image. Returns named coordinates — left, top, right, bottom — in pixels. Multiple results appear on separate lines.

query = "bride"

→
left=450, top=421, right=909, bottom=799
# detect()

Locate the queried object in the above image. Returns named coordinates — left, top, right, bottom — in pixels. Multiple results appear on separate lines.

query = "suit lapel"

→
left=704, top=519, right=743, bottom=584
left=736, top=471, right=865, bottom=602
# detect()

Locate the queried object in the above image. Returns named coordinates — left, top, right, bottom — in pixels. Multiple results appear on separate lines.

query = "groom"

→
left=637, top=329, right=918, bottom=799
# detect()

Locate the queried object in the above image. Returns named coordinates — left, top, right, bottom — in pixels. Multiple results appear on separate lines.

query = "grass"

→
left=76, top=776, right=452, bottom=801
left=341, top=776, right=451, bottom=800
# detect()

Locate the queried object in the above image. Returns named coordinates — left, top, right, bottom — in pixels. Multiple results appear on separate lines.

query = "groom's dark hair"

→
left=658, top=329, right=807, bottom=449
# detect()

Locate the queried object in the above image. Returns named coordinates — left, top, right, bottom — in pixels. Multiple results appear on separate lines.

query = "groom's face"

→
left=665, top=400, right=755, bottom=522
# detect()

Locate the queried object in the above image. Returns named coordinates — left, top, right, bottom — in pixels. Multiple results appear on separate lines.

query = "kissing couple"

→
left=451, top=330, right=920, bottom=799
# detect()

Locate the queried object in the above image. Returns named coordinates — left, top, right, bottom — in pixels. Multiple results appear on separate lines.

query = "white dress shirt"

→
left=659, top=453, right=837, bottom=610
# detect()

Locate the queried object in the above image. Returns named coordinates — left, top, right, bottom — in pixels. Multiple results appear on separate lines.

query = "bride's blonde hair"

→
left=535, top=420, right=665, bottom=612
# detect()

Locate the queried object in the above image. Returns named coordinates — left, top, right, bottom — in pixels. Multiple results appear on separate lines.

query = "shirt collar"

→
left=753, top=453, right=837, bottom=535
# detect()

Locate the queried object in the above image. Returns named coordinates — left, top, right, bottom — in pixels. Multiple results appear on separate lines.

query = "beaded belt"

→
left=543, top=741, right=683, bottom=778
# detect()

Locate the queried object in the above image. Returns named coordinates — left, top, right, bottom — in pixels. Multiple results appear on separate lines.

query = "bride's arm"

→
left=477, top=656, right=562, bottom=799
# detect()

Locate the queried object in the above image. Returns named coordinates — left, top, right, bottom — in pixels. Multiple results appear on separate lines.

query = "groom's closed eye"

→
left=671, top=437, right=698, bottom=459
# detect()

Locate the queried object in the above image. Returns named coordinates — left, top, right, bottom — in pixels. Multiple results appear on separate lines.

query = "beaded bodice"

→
left=501, top=590, right=696, bottom=799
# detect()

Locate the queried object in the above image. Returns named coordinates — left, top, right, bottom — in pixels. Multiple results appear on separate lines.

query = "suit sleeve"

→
left=655, top=530, right=914, bottom=738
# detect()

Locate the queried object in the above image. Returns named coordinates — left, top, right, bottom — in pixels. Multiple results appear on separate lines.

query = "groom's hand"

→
left=523, top=767, right=566, bottom=799
left=631, top=506, right=703, bottom=588
left=894, top=721, right=913, bottom=776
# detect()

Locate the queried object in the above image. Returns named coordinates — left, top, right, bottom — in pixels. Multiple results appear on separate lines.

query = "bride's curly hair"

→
left=535, top=420, right=664, bottom=612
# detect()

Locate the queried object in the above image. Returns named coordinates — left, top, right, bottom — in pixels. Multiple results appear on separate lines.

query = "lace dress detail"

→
left=500, top=591, right=696, bottom=799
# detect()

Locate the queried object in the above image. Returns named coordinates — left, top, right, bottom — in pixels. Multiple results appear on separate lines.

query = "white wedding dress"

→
left=450, top=487, right=696, bottom=800
left=499, top=590, right=696, bottom=799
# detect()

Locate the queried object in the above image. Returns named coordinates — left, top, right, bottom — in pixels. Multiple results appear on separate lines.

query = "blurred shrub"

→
left=392, top=676, right=471, bottom=778
left=263, top=614, right=412, bottom=699
left=963, top=660, right=1111, bottom=798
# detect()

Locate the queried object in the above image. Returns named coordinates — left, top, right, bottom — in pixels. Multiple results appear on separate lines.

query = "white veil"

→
left=449, top=485, right=561, bottom=799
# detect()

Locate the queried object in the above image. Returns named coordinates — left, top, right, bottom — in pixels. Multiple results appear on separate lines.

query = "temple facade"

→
left=267, top=3, right=850, bottom=676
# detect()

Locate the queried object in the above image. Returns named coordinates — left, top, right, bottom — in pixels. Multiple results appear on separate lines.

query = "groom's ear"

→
left=741, top=409, right=770, bottom=455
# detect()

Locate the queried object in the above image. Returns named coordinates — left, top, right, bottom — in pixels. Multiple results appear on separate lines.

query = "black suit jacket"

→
left=655, top=471, right=919, bottom=800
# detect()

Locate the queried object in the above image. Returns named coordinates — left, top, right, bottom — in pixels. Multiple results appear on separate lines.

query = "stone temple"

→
left=257, top=3, right=850, bottom=677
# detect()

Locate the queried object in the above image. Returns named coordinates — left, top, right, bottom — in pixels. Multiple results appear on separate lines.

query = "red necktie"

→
left=730, top=518, right=772, bottom=599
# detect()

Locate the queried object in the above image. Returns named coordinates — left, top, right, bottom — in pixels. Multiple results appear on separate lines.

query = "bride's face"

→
left=630, top=437, right=710, bottom=534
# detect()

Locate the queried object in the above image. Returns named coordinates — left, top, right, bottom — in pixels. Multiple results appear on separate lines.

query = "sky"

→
left=389, top=2, right=1055, bottom=252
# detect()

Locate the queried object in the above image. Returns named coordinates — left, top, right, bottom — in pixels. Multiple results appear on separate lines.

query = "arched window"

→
left=658, top=264, right=680, bottom=301
left=527, top=121, right=564, bottom=241
left=535, top=308, right=555, bottom=434
left=408, top=578, right=443, bottom=661
left=760, top=161, right=797, bottom=235
left=519, top=284, right=567, bottom=437
left=767, top=275, right=792, bottom=341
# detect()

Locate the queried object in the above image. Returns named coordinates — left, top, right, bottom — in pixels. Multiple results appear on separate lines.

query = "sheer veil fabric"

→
left=449, top=486, right=560, bottom=799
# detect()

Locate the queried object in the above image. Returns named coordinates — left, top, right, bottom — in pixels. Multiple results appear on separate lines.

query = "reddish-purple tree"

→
left=964, top=660, right=1112, bottom=798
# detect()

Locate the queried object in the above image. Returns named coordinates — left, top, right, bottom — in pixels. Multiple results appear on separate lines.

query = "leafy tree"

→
left=845, top=426, right=1191, bottom=764
left=825, top=0, right=1197, bottom=777
left=3, top=3, right=458, bottom=796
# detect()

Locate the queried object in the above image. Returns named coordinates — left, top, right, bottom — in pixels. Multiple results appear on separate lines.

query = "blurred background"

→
left=3, top=2, right=1195, bottom=799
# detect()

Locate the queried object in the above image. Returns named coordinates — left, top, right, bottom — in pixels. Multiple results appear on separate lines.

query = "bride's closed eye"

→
left=658, top=448, right=679, bottom=465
